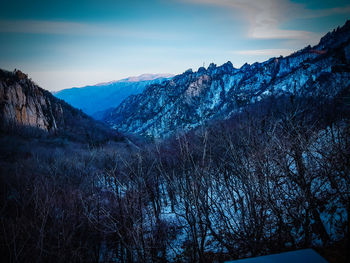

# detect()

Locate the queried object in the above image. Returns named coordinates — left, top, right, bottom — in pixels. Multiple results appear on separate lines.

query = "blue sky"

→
left=0, top=0, right=349, bottom=91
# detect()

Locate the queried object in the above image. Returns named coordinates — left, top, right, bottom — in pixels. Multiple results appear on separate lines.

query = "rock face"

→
left=0, top=70, right=64, bottom=132
left=104, top=20, right=350, bottom=138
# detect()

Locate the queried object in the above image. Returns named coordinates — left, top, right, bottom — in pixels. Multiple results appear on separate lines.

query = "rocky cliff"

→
left=0, top=69, right=116, bottom=142
left=0, top=69, right=65, bottom=132
left=104, top=20, right=350, bottom=138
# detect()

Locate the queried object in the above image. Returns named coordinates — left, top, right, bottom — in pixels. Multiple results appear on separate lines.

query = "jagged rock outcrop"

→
left=104, top=20, right=350, bottom=138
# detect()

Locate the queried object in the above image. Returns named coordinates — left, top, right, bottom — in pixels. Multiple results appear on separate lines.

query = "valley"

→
left=0, top=19, right=349, bottom=263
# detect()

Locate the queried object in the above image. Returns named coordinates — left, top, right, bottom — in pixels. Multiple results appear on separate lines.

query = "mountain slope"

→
left=0, top=69, right=117, bottom=142
left=54, top=73, right=173, bottom=118
left=105, top=21, right=350, bottom=138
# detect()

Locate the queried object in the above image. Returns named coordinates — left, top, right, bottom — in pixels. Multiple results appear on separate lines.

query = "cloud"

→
left=0, top=20, right=181, bottom=41
left=232, top=48, right=293, bottom=56
left=179, top=0, right=350, bottom=41
left=0, top=20, right=114, bottom=35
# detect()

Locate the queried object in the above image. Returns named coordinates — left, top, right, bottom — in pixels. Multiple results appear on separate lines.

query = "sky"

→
left=0, top=0, right=349, bottom=91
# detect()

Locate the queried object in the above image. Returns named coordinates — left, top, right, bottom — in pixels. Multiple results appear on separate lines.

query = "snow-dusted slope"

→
left=54, top=73, right=173, bottom=118
left=105, top=21, right=350, bottom=138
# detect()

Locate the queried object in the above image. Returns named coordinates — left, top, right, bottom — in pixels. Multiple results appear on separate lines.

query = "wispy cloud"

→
left=232, top=48, right=293, bottom=56
left=179, top=0, right=350, bottom=41
left=0, top=20, right=120, bottom=35
left=0, top=20, right=181, bottom=41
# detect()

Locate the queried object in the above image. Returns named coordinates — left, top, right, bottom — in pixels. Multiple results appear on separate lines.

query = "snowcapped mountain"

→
left=104, top=21, right=350, bottom=138
left=54, top=73, right=173, bottom=119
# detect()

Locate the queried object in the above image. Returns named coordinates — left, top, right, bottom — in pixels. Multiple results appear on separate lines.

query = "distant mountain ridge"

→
left=54, top=73, right=174, bottom=118
left=95, top=73, right=174, bottom=85
left=104, top=20, right=350, bottom=138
